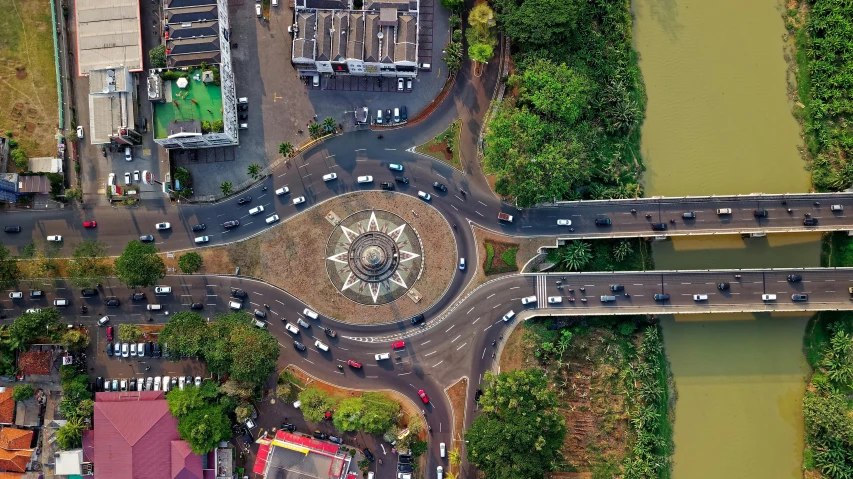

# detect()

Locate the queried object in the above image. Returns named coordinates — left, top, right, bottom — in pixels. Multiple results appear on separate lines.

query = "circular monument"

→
left=325, top=210, right=424, bottom=305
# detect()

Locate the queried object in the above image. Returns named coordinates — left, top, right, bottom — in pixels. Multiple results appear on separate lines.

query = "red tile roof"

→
left=0, top=428, right=33, bottom=450
left=93, top=392, right=201, bottom=479
left=0, top=390, right=14, bottom=424
left=0, top=471, right=25, bottom=479
left=0, top=448, right=31, bottom=473
left=18, top=351, right=51, bottom=376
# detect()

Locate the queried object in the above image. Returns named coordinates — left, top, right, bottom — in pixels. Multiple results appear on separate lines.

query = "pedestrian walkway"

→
left=535, top=274, right=548, bottom=306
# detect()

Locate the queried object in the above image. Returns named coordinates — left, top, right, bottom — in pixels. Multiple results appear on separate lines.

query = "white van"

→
left=238, top=97, right=249, bottom=104
left=147, top=304, right=162, bottom=310
left=53, top=299, right=69, bottom=307
left=600, top=295, right=616, bottom=302
left=303, top=308, right=319, bottom=320
left=249, top=205, right=264, bottom=215
left=393, top=108, right=400, bottom=122
left=716, top=208, right=732, bottom=215
left=253, top=319, right=267, bottom=329
left=272, top=0, right=278, bottom=5
left=693, top=294, right=708, bottom=301
left=314, top=340, right=330, bottom=352
left=762, top=294, right=777, bottom=301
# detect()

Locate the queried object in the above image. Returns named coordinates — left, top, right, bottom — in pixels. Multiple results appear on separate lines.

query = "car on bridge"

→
left=521, top=296, right=536, bottom=305
left=594, top=217, right=611, bottom=226
left=548, top=296, right=563, bottom=304
left=654, top=294, right=670, bottom=301
left=754, top=209, right=769, bottom=217
left=557, top=219, right=572, bottom=226
left=651, top=223, right=667, bottom=231
left=610, top=285, right=624, bottom=292
left=693, top=294, right=708, bottom=301
left=787, top=274, right=802, bottom=282
left=792, top=294, right=809, bottom=302
left=682, top=212, right=696, bottom=219
left=717, top=283, right=729, bottom=290
left=831, top=204, right=843, bottom=211
left=804, top=218, right=819, bottom=226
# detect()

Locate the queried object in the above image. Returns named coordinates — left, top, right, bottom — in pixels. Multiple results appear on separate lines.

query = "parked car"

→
left=121, top=343, right=129, bottom=357
left=155, top=222, right=171, bottom=230
left=104, top=298, right=120, bottom=307
left=363, top=448, right=375, bottom=462
left=190, top=303, right=204, bottom=310
left=106, top=326, right=113, bottom=341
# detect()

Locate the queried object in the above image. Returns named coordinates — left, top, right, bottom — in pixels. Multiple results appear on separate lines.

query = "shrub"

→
left=12, top=384, right=35, bottom=401
left=118, top=323, right=141, bottom=342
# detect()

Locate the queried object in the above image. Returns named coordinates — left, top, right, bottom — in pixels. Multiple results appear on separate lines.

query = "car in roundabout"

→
left=432, top=182, right=447, bottom=192
left=223, top=220, right=240, bottom=229
left=417, top=389, right=429, bottom=403
left=389, top=164, right=403, bottom=171
left=191, top=224, right=206, bottom=232
left=418, top=191, right=431, bottom=201
left=347, top=359, right=362, bottom=369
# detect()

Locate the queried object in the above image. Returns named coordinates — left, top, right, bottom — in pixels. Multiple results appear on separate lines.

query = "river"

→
left=632, top=0, right=814, bottom=477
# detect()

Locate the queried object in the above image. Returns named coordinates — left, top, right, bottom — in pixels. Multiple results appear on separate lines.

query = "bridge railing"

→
left=545, top=191, right=853, bottom=208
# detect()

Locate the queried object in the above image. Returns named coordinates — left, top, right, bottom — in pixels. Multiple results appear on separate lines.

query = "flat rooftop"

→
left=153, top=69, right=223, bottom=139
left=75, top=0, right=143, bottom=75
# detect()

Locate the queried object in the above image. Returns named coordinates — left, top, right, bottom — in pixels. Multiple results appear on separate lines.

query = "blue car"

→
left=107, top=342, right=113, bottom=357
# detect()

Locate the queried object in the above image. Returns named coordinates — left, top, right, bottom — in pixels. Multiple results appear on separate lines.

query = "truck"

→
left=498, top=212, right=513, bottom=222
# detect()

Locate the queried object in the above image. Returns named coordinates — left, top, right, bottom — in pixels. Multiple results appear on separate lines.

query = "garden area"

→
left=483, top=239, right=518, bottom=275
left=546, top=238, right=653, bottom=272
left=482, top=0, right=646, bottom=206
left=492, top=316, right=674, bottom=479
left=414, top=119, right=462, bottom=170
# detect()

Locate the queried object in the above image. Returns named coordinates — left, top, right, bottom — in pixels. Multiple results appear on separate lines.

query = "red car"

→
left=347, top=359, right=362, bottom=369
left=105, top=326, right=113, bottom=341
left=417, top=389, right=429, bottom=404
left=83, top=221, right=97, bottom=228
left=391, top=341, right=405, bottom=350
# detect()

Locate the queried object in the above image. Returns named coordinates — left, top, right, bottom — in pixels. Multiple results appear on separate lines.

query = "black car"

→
left=433, top=182, right=447, bottom=192
left=682, top=211, right=696, bottom=219
left=130, top=293, right=146, bottom=300
left=385, top=109, right=392, bottom=123
left=104, top=298, right=120, bottom=307
left=190, top=303, right=204, bottom=310
left=96, top=377, right=104, bottom=391
left=130, top=378, right=137, bottom=390
left=804, top=217, right=819, bottom=226
left=380, top=182, right=394, bottom=190
left=717, top=282, right=730, bottom=290
left=30, top=290, right=43, bottom=298
left=787, top=274, right=802, bottom=282
left=313, top=431, right=328, bottom=440
left=474, top=388, right=483, bottom=403
left=410, top=313, right=425, bottom=325
left=294, top=341, right=306, bottom=351
left=140, top=235, right=155, bottom=242
left=153, top=343, right=162, bottom=357
left=223, top=220, right=240, bottom=228
left=401, top=106, right=407, bottom=121
left=651, top=223, right=667, bottom=231
left=609, top=285, right=624, bottom=292
left=281, top=423, right=297, bottom=431
left=4, top=226, right=21, bottom=233
left=237, top=196, right=252, bottom=205
left=106, top=343, right=113, bottom=357
left=395, top=176, right=409, bottom=184
left=363, top=448, right=375, bottom=462
left=754, top=209, right=769, bottom=217
left=595, top=217, right=612, bottom=226
left=231, top=289, right=248, bottom=299
left=398, top=465, right=413, bottom=473
left=324, top=328, right=337, bottom=338
left=238, top=103, right=248, bottom=111
left=145, top=341, right=152, bottom=356
left=239, top=113, right=248, bottom=121
left=81, top=289, right=98, bottom=296
left=191, top=224, right=206, bottom=232
left=253, top=309, right=267, bottom=319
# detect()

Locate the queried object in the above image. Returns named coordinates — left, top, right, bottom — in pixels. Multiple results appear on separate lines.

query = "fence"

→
left=50, top=0, right=64, bottom=129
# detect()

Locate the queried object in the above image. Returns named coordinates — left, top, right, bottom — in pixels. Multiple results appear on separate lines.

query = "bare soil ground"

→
left=445, top=377, right=467, bottom=442
left=0, top=0, right=59, bottom=158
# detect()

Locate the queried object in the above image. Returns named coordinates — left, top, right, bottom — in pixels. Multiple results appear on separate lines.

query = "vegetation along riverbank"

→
left=787, top=0, right=853, bottom=190
left=482, top=0, right=646, bottom=207
left=485, top=316, right=674, bottom=479
left=545, top=238, right=654, bottom=273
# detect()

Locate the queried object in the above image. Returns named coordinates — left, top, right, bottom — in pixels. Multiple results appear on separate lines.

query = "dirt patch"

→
left=427, top=142, right=453, bottom=161
left=498, top=321, right=531, bottom=372
left=484, top=239, right=518, bottom=275
left=138, top=325, right=164, bottom=336
left=15, top=67, right=27, bottom=80
left=445, top=377, right=467, bottom=441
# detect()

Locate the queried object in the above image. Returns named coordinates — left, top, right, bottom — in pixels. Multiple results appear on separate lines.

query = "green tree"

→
left=440, top=0, right=462, bottom=10
left=520, top=59, right=593, bottom=126
left=211, top=120, right=224, bottom=133
left=220, top=182, right=233, bottom=196
left=114, top=240, right=165, bottom=288
left=333, top=397, right=364, bottom=432
left=9, top=309, right=61, bottom=350
left=76, top=399, right=95, bottom=420
left=559, top=240, right=592, bottom=271
left=159, top=311, right=208, bottom=359
left=68, top=240, right=112, bottom=288
left=174, top=167, right=191, bottom=186
left=228, top=322, right=281, bottom=383
left=0, top=243, right=19, bottom=289
left=118, top=323, right=141, bottom=342
left=297, top=386, right=336, bottom=423
left=219, top=379, right=256, bottom=402
left=247, top=163, right=262, bottom=179
left=235, top=403, right=253, bottom=423
left=613, top=240, right=634, bottom=262
left=12, top=384, right=34, bottom=401
left=468, top=43, right=494, bottom=64
left=178, top=252, right=203, bottom=274
left=56, top=416, right=85, bottom=450
left=360, top=392, right=400, bottom=434
left=149, top=45, right=166, bottom=68
left=465, top=369, right=566, bottom=479
left=491, top=0, right=581, bottom=50
left=18, top=242, right=58, bottom=291
left=443, top=41, right=463, bottom=73
left=279, top=142, right=294, bottom=157
left=821, top=330, right=853, bottom=386
left=467, top=3, right=497, bottom=47
left=60, top=329, right=90, bottom=351
left=176, top=404, right=232, bottom=454
left=167, top=383, right=215, bottom=417
left=308, top=123, right=322, bottom=139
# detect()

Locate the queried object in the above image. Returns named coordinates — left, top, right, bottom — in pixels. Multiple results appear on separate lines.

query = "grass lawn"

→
left=415, top=119, right=462, bottom=170
left=484, top=240, right=518, bottom=275
left=153, top=69, right=223, bottom=138
left=0, top=0, right=59, bottom=157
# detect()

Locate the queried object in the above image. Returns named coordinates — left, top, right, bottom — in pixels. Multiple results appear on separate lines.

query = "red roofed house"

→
left=90, top=391, right=203, bottom=479
left=0, top=427, right=35, bottom=473
left=0, top=389, right=14, bottom=425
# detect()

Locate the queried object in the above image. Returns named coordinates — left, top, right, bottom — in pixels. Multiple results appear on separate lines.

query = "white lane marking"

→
left=385, top=148, right=397, bottom=151
left=467, top=307, right=474, bottom=315
left=445, top=324, right=455, bottom=333
left=433, top=360, right=443, bottom=367
left=473, top=317, right=481, bottom=324
left=420, top=340, right=431, bottom=346
left=355, top=148, right=366, bottom=151
left=436, top=173, right=447, bottom=179
left=455, top=195, right=463, bottom=201
left=456, top=342, right=468, bottom=351
left=483, top=325, right=492, bottom=331
left=481, top=349, right=487, bottom=359
left=475, top=211, right=484, bottom=217
left=451, top=204, right=458, bottom=211
left=478, top=201, right=487, bottom=206
left=276, top=299, right=285, bottom=305
left=510, top=286, right=520, bottom=290
left=303, top=359, right=315, bottom=364
left=398, top=372, right=412, bottom=376
left=425, top=351, right=437, bottom=357
left=486, top=293, right=495, bottom=299
left=451, top=334, right=461, bottom=343
left=252, top=292, right=263, bottom=296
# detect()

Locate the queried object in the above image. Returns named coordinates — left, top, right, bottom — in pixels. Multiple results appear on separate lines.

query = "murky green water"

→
left=633, top=0, right=815, bottom=477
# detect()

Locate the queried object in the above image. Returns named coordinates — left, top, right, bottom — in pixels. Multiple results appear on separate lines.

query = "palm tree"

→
left=560, top=240, right=591, bottom=271
left=613, top=240, right=633, bottom=262
left=308, top=123, right=322, bottom=139
left=278, top=142, right=294, bottom=158
left=247, top=163, right=262, bottom=179
left=220, top=182, right=233, bottom=196
left=322, top=117, right=336, bottom=134
left=57, top=416, right=85, bottom=449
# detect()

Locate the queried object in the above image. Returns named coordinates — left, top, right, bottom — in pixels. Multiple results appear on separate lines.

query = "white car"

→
left=557, top=219, right=572, bottom=226
left=179, top=376, right=186, bottom=390
left=124, top=172, right=131, bottom=185
left=76, top=125, right=84, bottom=139
left=265, top=214, right=279, bottom=224
left=137, top=342, right=145, bottom=357
left=125, top=147, right=132, bottom=161
left=437, top=466, right=443, bottom=479
left=459, top=258, right=465, bottom=270
left=693, top=294, right=708, bottom=301
left=249, top=205, right=264, bottom=215
left=47, top=235, right=62, bottom=242
left=547, top=296, right=563, bottom=304
left=397, top=78, right=404, bottom=91
left=8, top=292, right=23, bottom=299
left=155, top=222, right=171, bottom=230
left=98, top=316, right=110, bottom=326
left=389, top=164, right=403, bottom=171
left=502, top=310, right=515, bottom=322
left=194, top=236, right=209, bottom=244
left=440, top=442, right=446, bottom=457
left=293, top=196, right=306, bottom=205
left=406, top=78, right=412, bottom=90
left=303, top=308, right=319, bottom=320
left=120, top=380, right=127, bottom=391
left=418, top=191, right=431, bottom=201
left=521, top=296, right=537, bottom=305
left=121, top=343, right=129, bottom=357
left=146, top=377, right=153, bottom=390
left=134, top=170, right=140, bottom=182
left=25, top=308, right=42, bottom=314
left=130, top=343, right=137, bottom=356
left=163, top=376, right=170, bottom=393
left=154, top=376, right=162, bottom=391
left=154, top=286, right=172, bottom=294
left=375, top=353, right=391, bottom=360
left=229, top=301, right=242, bottom=310
left=275, top=186, right=290, bottom=196
left=107, top=173, right=116, bottom=186
left=137, top=379, right=143, bottom=391
left=284, top=322, right=300, bottom=335
left=357, top=175, right=373, bottom=184
left=322, top=173, right=337, bottom=182
left=195, top=376, right=202, bottom=387
left=255, top=3, right=261, bottom=16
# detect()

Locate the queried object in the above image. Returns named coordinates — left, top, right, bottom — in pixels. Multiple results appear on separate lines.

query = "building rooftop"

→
left=0, top=389, right=14, bottom=425
left=74, top=0, right=143, bottom=75
left=153, top=69, right=223, bottom=139
left=166, top=5, right=218, bottom=24
left=18, top=351, right=51, bottom=376
left=253, top=431, right=353, bottom=478
left=0, top=428, right=32, bottom=450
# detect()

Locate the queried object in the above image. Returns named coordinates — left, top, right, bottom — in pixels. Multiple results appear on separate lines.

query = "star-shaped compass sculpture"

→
left=325, top=210, right=424, bottom=305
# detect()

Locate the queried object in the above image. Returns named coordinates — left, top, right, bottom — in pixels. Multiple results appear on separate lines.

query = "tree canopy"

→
left=159, top=311, right=208, bottom=359
left=9, top=308, right=61, bottom=350
left=114, top=240, right=165, bottom=288
left=331, top=393, right=399, bottom=434
left=0, top=243, right=19, bottom=290
left=465, top=369, right=566, bottom=479
left=178, top=252, right=203, bottom=274
left=297, top=387, right=336, bottom=423
left=68, top=240, right=112, bottom=288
